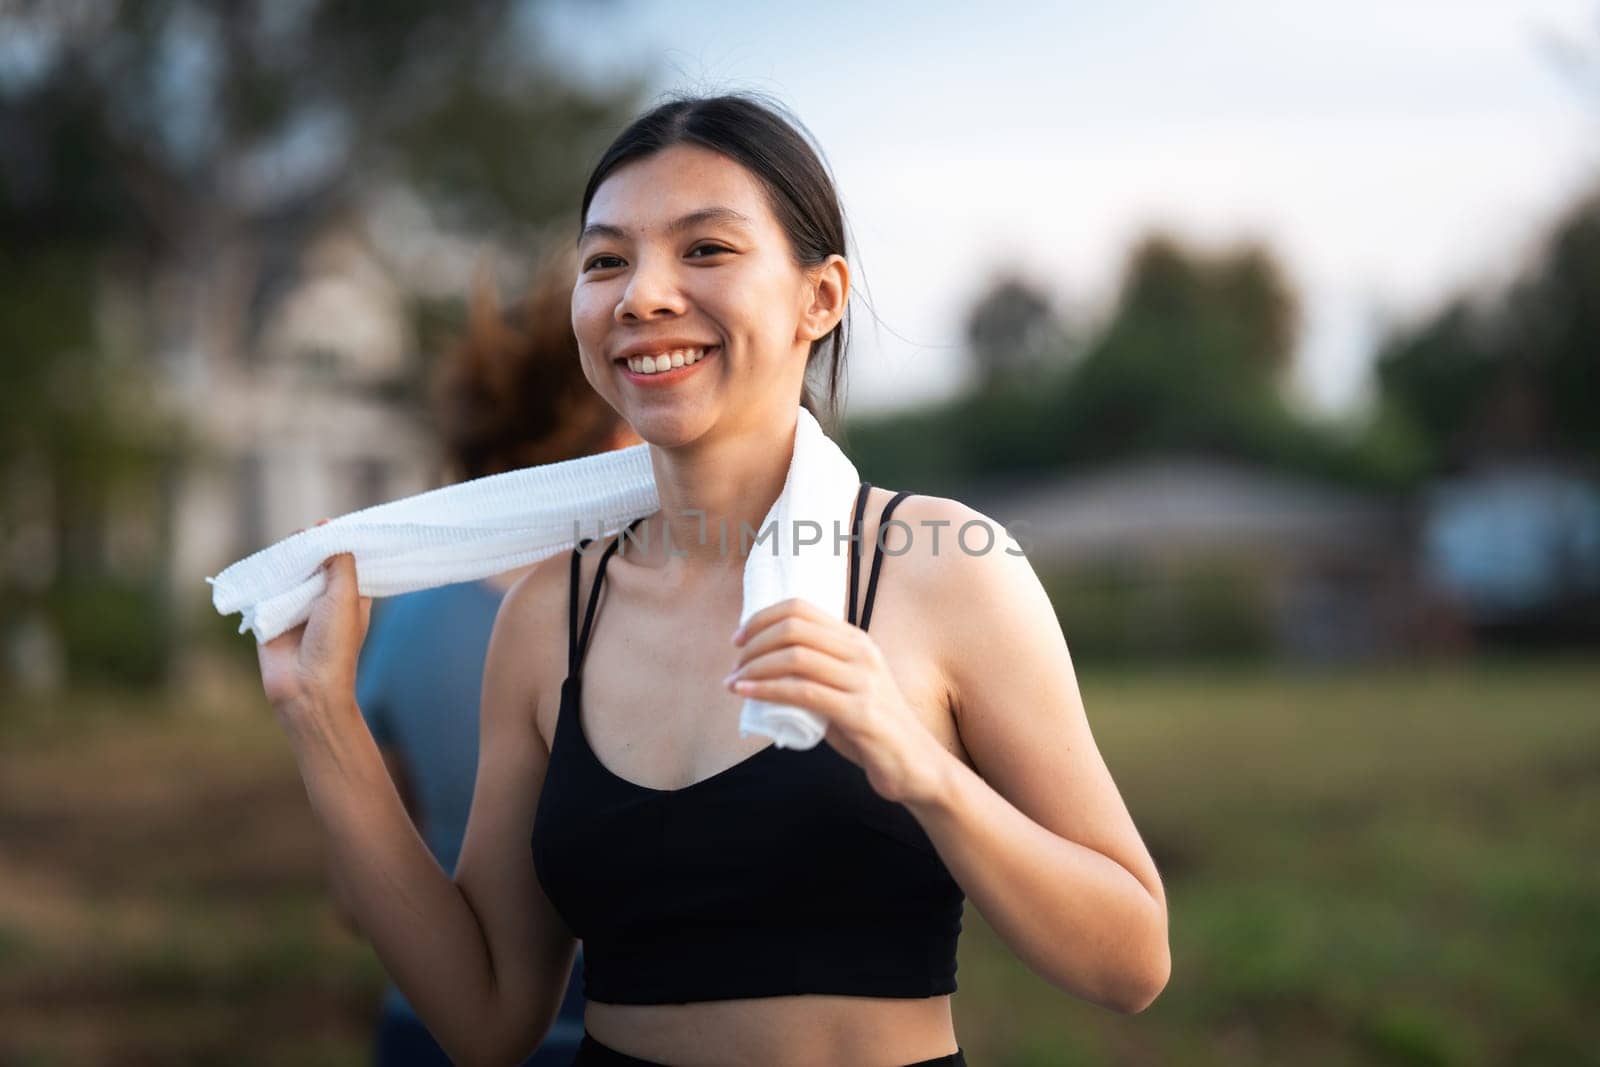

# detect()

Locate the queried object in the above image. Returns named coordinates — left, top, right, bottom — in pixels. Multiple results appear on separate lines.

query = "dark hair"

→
left=431, top=245, right=630, bottom=480
left=579, top=93, right=850, bottom=431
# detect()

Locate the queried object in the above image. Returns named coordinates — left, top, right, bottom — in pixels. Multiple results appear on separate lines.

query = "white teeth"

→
left=626, top=346, right=712, bottom=374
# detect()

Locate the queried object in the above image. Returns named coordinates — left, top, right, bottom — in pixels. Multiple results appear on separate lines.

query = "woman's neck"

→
left=634, top=406, right=801, bottom=571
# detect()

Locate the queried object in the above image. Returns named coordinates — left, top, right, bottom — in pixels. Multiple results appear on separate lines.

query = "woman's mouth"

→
left=617, top=345, right=719, bottom=381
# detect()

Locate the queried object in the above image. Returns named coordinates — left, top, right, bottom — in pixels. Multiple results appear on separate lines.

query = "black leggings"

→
left=571, top=1030, right=967, bottom=1066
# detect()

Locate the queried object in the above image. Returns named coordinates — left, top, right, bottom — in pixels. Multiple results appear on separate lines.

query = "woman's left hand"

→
left=726, top=597, right=950, bottom=807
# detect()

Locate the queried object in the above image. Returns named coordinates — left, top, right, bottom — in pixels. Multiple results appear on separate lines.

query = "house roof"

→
left=956, top=455, right=1400, bottom=561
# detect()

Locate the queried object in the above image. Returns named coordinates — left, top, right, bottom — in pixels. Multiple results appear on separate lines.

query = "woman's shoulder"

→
left=495, top=550, right=573, bottom=634
left=871, top=488, right=1062, bottom=737
left=863, top=487, right=1023, bottom=576
left=866, top=486, right=1040, bottom=634
left=481, top=551, right=580, bottom=745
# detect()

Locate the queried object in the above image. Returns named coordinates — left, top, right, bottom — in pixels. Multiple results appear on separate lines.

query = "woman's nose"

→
left=615, top=253, right=686, bottom=322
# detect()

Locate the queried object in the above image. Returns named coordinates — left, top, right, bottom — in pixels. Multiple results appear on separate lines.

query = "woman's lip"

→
left=616, top=345, right=720, bottom=381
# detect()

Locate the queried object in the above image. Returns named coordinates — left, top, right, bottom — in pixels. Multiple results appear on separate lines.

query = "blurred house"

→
left=960, top=457, right=1436, bottom=661
left=159, top=219, right=437, bottom=669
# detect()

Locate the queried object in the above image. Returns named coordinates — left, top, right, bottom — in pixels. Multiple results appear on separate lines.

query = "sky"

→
left=537, top=0, right=1600, bottom=419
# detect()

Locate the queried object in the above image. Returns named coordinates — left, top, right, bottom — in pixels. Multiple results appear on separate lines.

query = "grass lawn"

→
left=1, top=657, right=1595, bottom=1065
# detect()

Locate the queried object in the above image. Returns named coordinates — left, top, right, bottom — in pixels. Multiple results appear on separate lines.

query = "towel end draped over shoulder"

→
left=205, top=405, right=861, bottom=750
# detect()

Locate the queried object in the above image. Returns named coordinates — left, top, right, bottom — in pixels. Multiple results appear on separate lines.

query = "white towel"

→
left=206, top=404, right=861, bottom=749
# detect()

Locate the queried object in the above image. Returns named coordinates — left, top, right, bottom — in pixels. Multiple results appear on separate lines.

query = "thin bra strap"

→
left=847, top=481, right=872, bottom=626
left=860, top=490, right=915, bottom=633
left=569, top=517, right=645, bottom=676
left=567, top=537, right=594, bottom=676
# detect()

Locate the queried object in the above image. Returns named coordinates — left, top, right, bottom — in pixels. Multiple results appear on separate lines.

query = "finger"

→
left=730, top=642, right=857, bottom=693
left=733, top=614, right=862, bottom=673
left=732, top=614, right=864, bottom=681
left=732, top=597, right=834, bottom=647
left=323, top=551, right=358, bottom=595
left=730, top=675, right=852, bottom=723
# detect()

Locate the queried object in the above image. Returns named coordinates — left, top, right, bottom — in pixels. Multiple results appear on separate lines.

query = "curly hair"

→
left=431, top=246, right=630, bottom=480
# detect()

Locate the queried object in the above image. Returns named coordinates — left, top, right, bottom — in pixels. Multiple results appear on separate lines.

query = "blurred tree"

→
left=0, top=1, right=636, bottom=242
left=1371, top=299, right=1505, bottom=470
left=0, top=0, right=640, bottom=687
left=1105, top=234, right=1297, bottom=389
left=1206, top=242, right=1299, bottom=388
left=849, top=229, right=1399, bottom=494
left=1374, top=184, right=1600, bottom=470
left=1374, top=11, right=1600, bottom=474
left=964, top=275, right=1069, bottom=389
left=1507, top=186, right=1600, bottom=461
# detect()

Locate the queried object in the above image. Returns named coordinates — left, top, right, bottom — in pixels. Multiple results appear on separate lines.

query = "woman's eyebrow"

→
left=666, top=206, right=754, bottom=234
left=579, top=207, right=754, bottom=246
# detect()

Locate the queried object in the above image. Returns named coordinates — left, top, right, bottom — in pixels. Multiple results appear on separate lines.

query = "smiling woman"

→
left=571, top=97, right=851, bottom=445
left=259, top=93, right=1170, bottom=1067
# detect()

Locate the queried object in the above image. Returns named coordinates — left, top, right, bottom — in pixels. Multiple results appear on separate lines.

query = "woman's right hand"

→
left=255, top=519, right=373, bottom=718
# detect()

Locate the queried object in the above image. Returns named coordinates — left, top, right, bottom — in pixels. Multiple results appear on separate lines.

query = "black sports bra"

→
left=531, top=481, right=965, bottom=1005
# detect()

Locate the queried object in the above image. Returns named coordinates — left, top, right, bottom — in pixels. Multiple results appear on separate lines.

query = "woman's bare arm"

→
left=329, top=743, right=418, bottom=936
left=902, top=497, right=1171, bottom=1013
left=451, top=564, right=580, bottom=1058
left=261, top=551, right=574, bottom=1065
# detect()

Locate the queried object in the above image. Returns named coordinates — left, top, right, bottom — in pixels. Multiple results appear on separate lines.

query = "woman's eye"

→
left=584, top=254, right=625, bottom=272
left=687, top=244, right=731, bottom=259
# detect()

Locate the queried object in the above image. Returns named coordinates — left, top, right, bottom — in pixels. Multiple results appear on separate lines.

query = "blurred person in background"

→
left=332, top=246, right=641, bottom=1066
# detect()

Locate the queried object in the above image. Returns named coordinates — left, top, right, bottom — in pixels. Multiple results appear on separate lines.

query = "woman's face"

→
left=572, top=143, right=840, bottom=444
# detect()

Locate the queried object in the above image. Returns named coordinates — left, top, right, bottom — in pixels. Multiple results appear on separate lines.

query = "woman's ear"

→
left=797, top=254, right=849, bottom=343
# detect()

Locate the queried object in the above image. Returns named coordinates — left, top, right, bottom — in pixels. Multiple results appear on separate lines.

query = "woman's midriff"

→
left=585, top=993, right=958, bottom=1066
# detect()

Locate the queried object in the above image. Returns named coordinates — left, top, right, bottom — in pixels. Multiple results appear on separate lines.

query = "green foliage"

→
left=0, top=245, right=99, bottom=457
left=1509, top=185, right=1600, bottom=459
left=0, top=1, right=641, bottom=244
left=964, top=275, right=1067, bottom=389
left=850, top=230, right=1413, bottom=492
left=1108, top=233, right=1298, bottom=386
left=1375, top=183, right=1600, bottom=469
left=1040, top=559, right=1274, bottom=662
left=0, top=241, right=185, bottom=689
left=50, top=574, right=173, bottom=688
left=391, top=72, right=637, bottom=235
